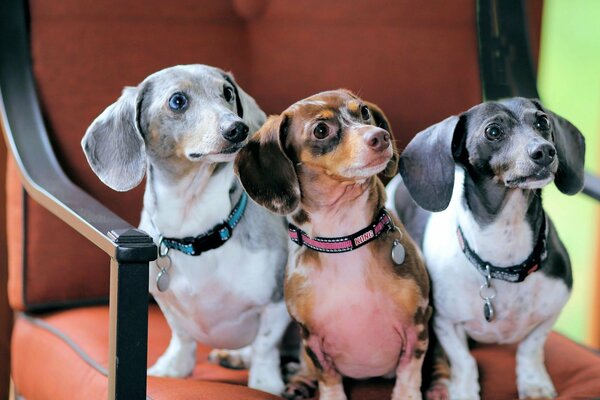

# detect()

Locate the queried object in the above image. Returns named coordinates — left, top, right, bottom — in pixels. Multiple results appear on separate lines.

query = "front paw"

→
left=517, top=372, right=556, bottom=399
left=208, top=347, right=251, bottom=370
left=147, top=351, right=195, bottom=378
left=426, top=379, right=449, bottom=400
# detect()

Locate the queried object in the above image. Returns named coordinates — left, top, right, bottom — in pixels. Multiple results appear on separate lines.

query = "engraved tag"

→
left=156, top=269, right=170, bottom=292
left=483, top=299, right=494, bottom=322
left=391, top=241, right=406, bottom=265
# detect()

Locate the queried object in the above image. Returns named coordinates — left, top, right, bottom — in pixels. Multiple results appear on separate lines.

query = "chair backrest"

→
left=6, top=0, right=542, bottom=311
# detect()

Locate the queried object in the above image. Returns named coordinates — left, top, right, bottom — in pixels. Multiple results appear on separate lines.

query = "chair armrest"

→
left=0, top=0, right=155, bottom=263
left=1, top=2, right=155, bottom=398
left=582, top=171, right=600, bottom=201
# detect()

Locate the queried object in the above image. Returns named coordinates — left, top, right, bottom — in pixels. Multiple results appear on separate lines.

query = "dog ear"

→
left=235, top=114, right=300, bottom=215
left=532, top=100, right=586, bottom=195
left=81, top=86, right=147, bottom=192
left=399, top=115, right=465, bottom=212
left=224, top=73, right=267, bottom=134
left=365, top=101, right=399, bottom=178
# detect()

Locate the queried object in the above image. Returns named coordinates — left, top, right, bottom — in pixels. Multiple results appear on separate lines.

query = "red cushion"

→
left=12, top=305, right=600, bottom=399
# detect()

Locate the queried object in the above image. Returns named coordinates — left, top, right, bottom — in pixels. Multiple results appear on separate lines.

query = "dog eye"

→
left=361, top=105, right=371, bottom=121
left=484, top=124, right=503, bottom=140
left=314, top=122, right=329, bottom=139
left=223, top=86, right=234, bottom=103
left=535, top=115, right=550, bottom=131
left=168, top=92, right=188, bottom=111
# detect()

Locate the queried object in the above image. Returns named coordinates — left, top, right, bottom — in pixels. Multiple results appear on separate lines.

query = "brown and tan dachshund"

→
left=235, top=89, right=430, bottom=400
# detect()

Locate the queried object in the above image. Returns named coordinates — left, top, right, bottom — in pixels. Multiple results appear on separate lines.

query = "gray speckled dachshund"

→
left=82, top=64, right=290, bottom=395
left=386, top=97, right=585, bottom=399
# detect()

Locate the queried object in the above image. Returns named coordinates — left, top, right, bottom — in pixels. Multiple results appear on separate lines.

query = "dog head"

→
left=235, top=89, right=398, bottom=215
left=82, top=64, right=265, bottom=191
left=399, top=97, right=586, bottom=212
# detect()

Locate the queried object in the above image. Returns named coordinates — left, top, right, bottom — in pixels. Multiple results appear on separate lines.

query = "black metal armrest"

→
left=0, top=1, right=155, bottom=399
left=583, top=171, right=600, bottom=201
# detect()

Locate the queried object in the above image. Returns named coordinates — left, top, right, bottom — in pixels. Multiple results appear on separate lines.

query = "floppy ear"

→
left=224, top=73, right=266, bottom=134
left=366, top=101, right=399, bottom=178
left=81, top=87, right=146, bottom=192
left=399, top=115, right=465, bottom=212
left=533, top=100, right=585, bottom=195
left=234, top=114, right=300, bottom=215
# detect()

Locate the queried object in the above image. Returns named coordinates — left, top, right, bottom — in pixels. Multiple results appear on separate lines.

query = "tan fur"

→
left=274, top=90, right=430, bottom=399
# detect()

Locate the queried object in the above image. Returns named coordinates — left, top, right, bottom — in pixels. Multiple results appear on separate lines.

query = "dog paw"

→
left=147, top=351, right=195, bottom=378
left=282, top=377, right=318, bottom=400
left=518, top=381, right=556, bottom=399
left=208, top=347, right=251, bottom=370
left=426, top=379, right=450, bottom=400
left=517, top=365, right=556, bottom=399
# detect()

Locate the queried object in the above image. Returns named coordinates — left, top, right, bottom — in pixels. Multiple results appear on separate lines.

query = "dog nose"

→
left=222, top=121, right=249, bottom=143
left=528, top=142, right=556, bottom=166
left=364, top=129, right=390, bottom=152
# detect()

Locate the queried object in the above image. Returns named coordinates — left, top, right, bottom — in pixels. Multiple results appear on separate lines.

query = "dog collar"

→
left=288, top=208, right=394, bottom=253
left=457, top=214, right=548, bottom=283
left=159, top=192, right=248, bottom=256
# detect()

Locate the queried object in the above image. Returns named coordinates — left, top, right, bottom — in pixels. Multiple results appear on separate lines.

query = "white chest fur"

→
left=423, top=169, right=570, bottom=344
left=139, top=163, right=279, bottom=349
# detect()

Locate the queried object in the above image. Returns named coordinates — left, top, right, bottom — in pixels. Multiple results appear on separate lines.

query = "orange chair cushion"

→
left=11, top=305, right=600, bottom=399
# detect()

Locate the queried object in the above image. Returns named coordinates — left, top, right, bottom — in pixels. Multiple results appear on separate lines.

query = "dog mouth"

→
left=505, top=169, right=554, bottom=189
left=187, top=144, right=244, bottom=160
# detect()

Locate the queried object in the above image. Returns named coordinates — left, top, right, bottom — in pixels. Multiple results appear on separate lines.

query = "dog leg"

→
left=434, top=317, right=480, bottom=400
left=392, top=342, right=427, bottom=400
left=148, top=329, right=197, bottom=377
left=208, top=345, right=252, bottom=370
left=283, top=342, right=319, bottom=400
left=318, top=372, right=346, bottom=400
left=516, top=316, right=557, bottom=399
left=425, top=342, right=451, bottom=400
left=148, top=307, right=197, bottom=377
left=248, top=301, right=290, bottom=395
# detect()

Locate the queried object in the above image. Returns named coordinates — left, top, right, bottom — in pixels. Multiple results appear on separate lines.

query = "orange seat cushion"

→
left=11, top=305, right=600, bottom=399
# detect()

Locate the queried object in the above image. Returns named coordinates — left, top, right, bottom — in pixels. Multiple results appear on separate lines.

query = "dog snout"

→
left=222, top=121, right=249, bottom=143
left=528, top=141, right=556, bottom=167
left=364, top=128, right=390, bottom=152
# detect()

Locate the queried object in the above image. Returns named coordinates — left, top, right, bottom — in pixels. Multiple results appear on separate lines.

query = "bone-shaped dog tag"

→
left=391, top=241, right=405, bottom=265
left=156, top=268, right=170, bottom=292
left=483, top=299, right=494, bottom=322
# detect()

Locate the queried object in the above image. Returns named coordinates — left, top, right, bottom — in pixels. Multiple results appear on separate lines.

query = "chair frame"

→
left=0, top=0, right=597, bottom=399
left=0, top=1, right=156, bottom=399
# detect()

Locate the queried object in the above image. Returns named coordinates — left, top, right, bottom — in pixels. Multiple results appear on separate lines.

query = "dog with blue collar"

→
left=82, top=65, right=291, bottom=395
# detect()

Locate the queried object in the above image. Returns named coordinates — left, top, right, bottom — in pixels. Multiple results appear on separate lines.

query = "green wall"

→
left=538, top=0, right=600, bottom=345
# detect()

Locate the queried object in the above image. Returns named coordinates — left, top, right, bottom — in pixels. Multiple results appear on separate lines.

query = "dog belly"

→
left=157, top=289, right=262, bottom=349
left=310, top=288, right=406, bottom=378
left=150, top=247, right=280, bottom=349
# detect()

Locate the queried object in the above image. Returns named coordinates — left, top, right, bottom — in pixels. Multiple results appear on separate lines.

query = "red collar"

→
left=288, top=208, right=394, bottom=253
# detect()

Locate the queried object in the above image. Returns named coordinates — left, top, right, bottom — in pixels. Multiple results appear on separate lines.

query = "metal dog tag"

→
left=156, top=268, right=170, bottom=292
left=391, top=240, right=406, bottom=265
left=483, top=299, right=494, bottom=322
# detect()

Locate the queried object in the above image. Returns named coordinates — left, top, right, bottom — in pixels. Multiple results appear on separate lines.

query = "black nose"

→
left=528, top=142, right=556, bottom=167
left=222, top=121, right=249, bottom=143
left=364, top=128, right=390, bottom=152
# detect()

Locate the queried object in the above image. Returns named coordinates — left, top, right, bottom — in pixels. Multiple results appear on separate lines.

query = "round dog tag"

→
left=156, top=269, right=170, bottom=292
left=391, top=241, right=405, bottom=265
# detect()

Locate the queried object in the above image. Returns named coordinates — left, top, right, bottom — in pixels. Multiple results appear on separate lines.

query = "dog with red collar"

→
left=235, top=89, right=430, bottom=400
